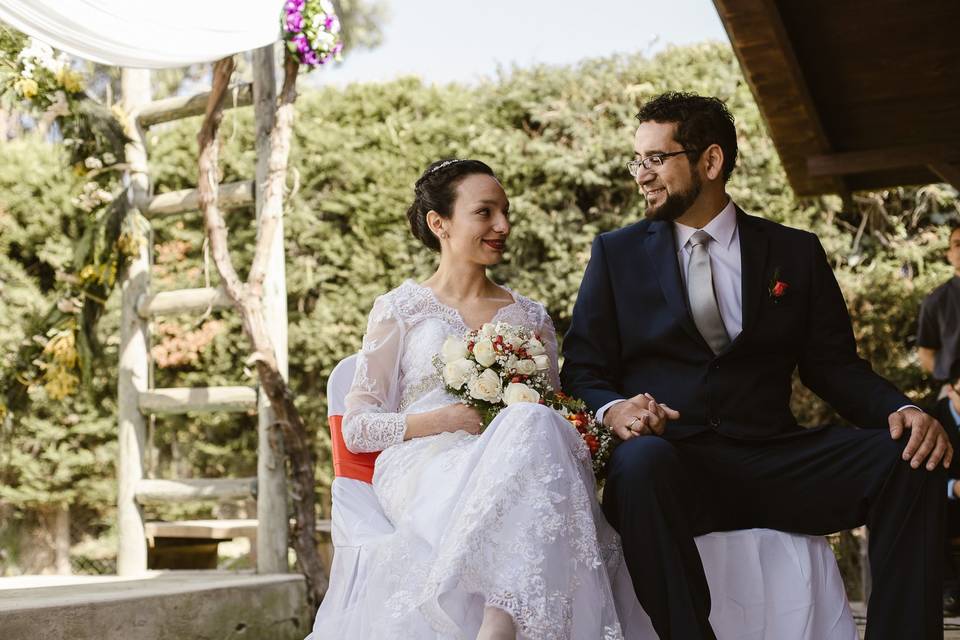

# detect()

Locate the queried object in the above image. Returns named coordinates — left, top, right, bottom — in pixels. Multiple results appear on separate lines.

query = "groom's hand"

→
left=888, top=407, right=953, bottom=471
left=605, top=393, right=680, bottom=441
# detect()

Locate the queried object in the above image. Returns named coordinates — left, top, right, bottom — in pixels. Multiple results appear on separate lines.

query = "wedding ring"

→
left=627, top=415, right=644, bottom=432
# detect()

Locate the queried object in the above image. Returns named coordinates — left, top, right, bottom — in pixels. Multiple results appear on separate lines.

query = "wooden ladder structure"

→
left=115, top=45, right=290, bottom=576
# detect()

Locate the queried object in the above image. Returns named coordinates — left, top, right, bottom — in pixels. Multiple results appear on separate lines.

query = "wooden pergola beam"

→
left=808, top=144, right=960, bottom=177
left=711, top=0, right=848, bottom=197
left=929, top=163, right=960, bottom=192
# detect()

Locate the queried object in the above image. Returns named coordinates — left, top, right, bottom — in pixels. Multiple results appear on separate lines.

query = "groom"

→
left=561, top=92, right=951, bottom=640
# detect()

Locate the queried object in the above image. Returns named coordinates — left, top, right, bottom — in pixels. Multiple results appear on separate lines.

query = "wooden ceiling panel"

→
left=713, top=0, right=960, bottom=195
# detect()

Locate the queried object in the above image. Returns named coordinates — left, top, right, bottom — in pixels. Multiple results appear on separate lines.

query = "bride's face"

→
left=440, top=174, right=511, bottom=265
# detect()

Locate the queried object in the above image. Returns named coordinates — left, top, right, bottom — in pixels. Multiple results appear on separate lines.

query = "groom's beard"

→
left=644, top=173, right=703, bottom=222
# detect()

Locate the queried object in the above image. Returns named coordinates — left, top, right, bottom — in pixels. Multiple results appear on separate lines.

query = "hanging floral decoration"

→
left=282, top=0, right=344, bottom=68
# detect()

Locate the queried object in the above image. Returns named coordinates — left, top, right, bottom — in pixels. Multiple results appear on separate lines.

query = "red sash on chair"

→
left=328, top=415, right=379, bottom=484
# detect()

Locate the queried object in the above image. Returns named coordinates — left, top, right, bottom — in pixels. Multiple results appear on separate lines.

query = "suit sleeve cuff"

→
left=896, top=404, right=922, bottom=414
left=596, top=398, right=626, bottom=427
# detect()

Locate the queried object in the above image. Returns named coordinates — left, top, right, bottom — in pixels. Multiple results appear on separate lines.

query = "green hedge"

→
left=2, top=43, right=957, bottom=549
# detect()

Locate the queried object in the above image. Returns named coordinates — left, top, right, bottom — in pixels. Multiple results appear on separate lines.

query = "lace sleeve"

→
left=342, top=295, right=408, bottom=453
left=537, top=304, right=562, bottom=392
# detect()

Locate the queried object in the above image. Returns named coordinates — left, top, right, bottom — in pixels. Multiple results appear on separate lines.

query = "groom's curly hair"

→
left=636, top=92, right=738, bottom=183
left=406, top=159, right=497, bottom=252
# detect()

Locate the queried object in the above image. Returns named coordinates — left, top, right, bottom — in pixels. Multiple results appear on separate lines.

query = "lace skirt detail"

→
left=313, top=403, right=645, bottom=639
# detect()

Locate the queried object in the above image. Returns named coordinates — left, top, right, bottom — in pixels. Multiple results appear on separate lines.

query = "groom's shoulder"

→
left=739, top=210, right=820, bottom=249
left=596, top=220, right=650, bottom=250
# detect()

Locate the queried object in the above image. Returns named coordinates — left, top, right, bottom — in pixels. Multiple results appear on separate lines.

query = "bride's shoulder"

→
left=371, top=279, right=438, bottom=322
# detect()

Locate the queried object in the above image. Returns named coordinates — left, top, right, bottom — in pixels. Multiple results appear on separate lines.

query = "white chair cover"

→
left=312, top=356, right=858, bottom=640
left=0, top=0, right=285, bottom=68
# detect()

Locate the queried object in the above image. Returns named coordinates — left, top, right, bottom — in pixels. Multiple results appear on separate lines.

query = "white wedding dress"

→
left=310, top=279, right=646, bottom=639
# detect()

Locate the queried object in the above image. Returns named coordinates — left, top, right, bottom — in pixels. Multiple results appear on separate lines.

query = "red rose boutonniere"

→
left=769, top=268, right=788, bottom=302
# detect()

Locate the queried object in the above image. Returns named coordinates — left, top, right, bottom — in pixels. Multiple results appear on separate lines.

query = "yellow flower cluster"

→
left=78, top=262, right=117, bottom=288
left=14, top=77, right=39, bottom=99
left=39, top=328, right=80, bottom=400
left=55, top=67, right=84, bottom=94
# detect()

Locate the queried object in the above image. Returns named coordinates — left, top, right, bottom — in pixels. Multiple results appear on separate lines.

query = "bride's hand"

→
left=406, top=403, right=484, bottom=440
left=605, top=393, right=679, bottom=441
left=439, top=403, right=485, bottom=435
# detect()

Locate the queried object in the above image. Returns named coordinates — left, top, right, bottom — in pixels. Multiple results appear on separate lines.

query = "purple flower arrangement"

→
left=283, top=0, right=344, bottom=68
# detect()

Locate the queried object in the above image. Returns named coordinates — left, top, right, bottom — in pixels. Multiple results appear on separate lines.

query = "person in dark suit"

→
left=931, top=383, right=960, bottom=615
left=560, top=92, right=952, bottom=640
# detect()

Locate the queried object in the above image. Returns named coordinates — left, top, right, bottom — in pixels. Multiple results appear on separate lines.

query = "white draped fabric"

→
left=0, top=0, right=285, bottom=68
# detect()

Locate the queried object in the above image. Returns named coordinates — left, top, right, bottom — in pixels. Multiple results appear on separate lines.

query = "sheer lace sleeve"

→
left=537, top=304, right=562, bottom=392
left=342, top=295, right=408, bottom=453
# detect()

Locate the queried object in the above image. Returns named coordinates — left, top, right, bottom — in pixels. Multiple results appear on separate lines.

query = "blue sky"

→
left=316, top=0, right=729, bottom=86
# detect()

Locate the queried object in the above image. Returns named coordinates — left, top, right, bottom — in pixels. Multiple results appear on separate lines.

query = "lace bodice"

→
left=342, top=279, right=562, bottom=453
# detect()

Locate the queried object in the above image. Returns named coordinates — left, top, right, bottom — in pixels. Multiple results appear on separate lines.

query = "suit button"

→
left=709, top=417, right=720, bottom=428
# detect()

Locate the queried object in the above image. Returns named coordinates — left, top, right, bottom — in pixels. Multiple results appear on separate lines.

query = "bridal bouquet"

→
left=434, top=322, right=615, bottom=477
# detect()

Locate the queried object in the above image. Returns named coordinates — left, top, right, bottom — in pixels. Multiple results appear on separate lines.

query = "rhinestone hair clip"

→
left=427, top=158, right=465, bottom=175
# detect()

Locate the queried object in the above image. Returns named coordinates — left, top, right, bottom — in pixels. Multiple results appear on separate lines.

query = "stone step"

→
left=0, top=571, right=308, bottom=640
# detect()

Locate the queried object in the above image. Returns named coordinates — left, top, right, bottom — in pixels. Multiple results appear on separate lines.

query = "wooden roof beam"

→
left=711, top=0, right=848, bottom=197
left=808, top=144, right=960, bottom=177
left=930, top=163, right=960, bottom=192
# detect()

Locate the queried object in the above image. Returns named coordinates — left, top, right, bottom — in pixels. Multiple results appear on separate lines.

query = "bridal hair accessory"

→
left=283, top=0, right=344, bottom=68
left=427, top=159, right=466, bottom=175
left=434, top=322, right=617, bottom=480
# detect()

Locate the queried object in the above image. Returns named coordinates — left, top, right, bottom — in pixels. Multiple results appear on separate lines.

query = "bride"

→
left=309, top=159, right=645, bottom=639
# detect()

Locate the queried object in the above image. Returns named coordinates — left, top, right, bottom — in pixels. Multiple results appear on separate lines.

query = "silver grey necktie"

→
left=687, top=230, right=730, bottom=354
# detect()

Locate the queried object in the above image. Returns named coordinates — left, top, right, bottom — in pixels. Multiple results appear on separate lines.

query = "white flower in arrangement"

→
left=515, top=359, right=537, bottom=376
left=327, top=14, right=342, bottom=34
left=468, top=368, right=502, bottom=403
left=506, top=333, right=525, bottom=350
left=479, top=323, right=497, bottom=339
left=84, top=157, right=103, bottom=170
left=503, top=382, right=540, bottom=405
left=505, top=354, right=519, bottom=372
left=441, top=335, right=468, bottom=363
left=103, top=152, right=117, bottom=165
left=472, top=338, right=497, bottom=367
left=313, top=31, right=337, bottom=49
left=19, top=38, right=63, bottom=73
left=533, top=354, right=551, bottom=371
left=443, top=358, right=475, bottom=390
left=526, top=338, right=546, bottom=356
left=320, top=0, right=336, bottom=14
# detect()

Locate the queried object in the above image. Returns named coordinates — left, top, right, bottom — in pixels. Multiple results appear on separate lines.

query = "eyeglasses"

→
left=626, top=149, right=700, bottom=177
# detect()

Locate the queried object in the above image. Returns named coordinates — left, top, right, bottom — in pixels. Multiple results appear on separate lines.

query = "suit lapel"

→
left=728, top=208, right=769, bottom=351
left=643, top=221, right=709, bottom=348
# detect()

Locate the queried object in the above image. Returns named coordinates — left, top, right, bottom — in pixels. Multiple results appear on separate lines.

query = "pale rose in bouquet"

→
left=434, top=322, right=616, bottom=478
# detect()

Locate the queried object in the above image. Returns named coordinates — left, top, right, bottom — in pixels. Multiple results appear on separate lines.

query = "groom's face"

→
left=633, top=121, right=702, bottom=222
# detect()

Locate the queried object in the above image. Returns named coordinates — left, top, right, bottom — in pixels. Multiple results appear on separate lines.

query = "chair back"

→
left=327, top=354, right=379, bottom=483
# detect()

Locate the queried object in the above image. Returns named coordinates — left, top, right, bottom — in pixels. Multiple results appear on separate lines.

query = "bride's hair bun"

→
left=406, top=158, right=496, bottom=252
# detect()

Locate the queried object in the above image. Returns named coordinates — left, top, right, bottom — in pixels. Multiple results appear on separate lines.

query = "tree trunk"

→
left=196, top=56, right=327, bottom=609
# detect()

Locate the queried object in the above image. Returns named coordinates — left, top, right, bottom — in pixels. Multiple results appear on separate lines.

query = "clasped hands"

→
left=604, top=392, right=680, bottom=441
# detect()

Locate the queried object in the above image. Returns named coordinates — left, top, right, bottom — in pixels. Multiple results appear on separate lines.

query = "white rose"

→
left=503, top=382, right=540, bottom=406
left=533, top=354, right=550, bottom=371
left=468, top=368, right=502, bottom=403
left=516, top=359, right=537, bottom=375
left=473, top=339, right=497, bottom=367
left=441, top=335, right=468, bottom=363
left=479, top=323, right=496, bottom=338
left=443, top=358, right=475, bottom=389
left=506, top=334, right=525, bottom=350
left=526, top=338, right=546, bottom=356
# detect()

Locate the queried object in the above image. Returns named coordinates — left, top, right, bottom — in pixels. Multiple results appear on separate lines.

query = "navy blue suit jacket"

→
left=560, top=209, right=910, bottom=440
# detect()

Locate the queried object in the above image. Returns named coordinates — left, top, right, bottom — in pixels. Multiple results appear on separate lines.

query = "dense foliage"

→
left=2, top=42, right=957, bottom=570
